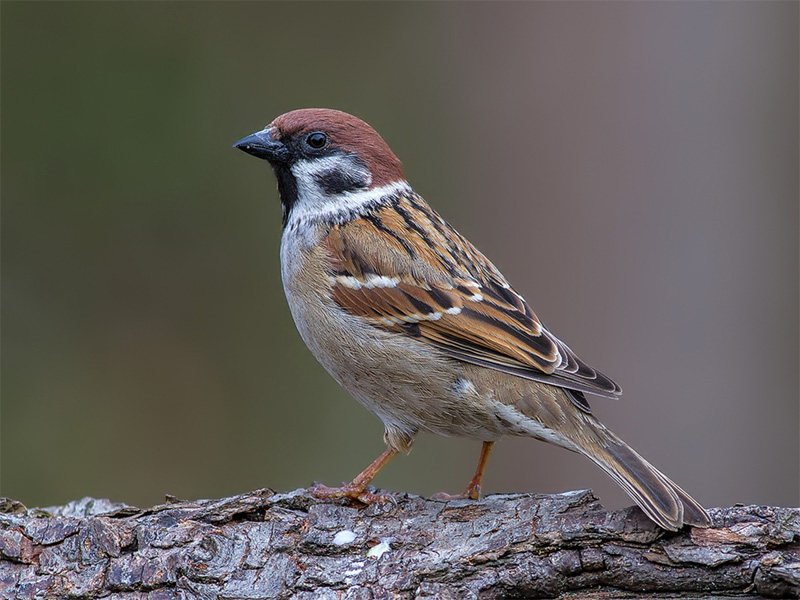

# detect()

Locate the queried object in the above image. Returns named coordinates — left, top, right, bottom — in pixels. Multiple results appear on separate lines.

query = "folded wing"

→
left=322, top=195, right=622, bottom=412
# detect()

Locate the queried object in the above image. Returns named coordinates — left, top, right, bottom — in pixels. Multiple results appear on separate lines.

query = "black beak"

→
left=233, top=127, right=289, bottom=163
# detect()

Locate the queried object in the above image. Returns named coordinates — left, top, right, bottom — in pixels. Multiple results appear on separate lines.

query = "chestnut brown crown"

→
left=271, top=109, right=406, bottom=188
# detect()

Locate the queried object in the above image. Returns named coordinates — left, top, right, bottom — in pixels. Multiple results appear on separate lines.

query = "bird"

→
left=234, top=108, right=711, bottom=531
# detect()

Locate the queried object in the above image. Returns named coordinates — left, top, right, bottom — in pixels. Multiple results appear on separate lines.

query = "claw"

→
left=359, top=490, right=398, bottom=506
left=311, top=482, right=396, bottom=505
left=433, top=441, right=493, bottom=501
left=432, top=483, right=481, bottom=501
left=309, top=447, right=398, bottom=505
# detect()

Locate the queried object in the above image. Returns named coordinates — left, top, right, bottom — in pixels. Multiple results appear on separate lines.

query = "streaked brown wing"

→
left=322, top=195, right=621, bottom=410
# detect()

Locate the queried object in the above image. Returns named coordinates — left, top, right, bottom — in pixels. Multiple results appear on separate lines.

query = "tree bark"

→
left=0, top=488, right=797, bottom=599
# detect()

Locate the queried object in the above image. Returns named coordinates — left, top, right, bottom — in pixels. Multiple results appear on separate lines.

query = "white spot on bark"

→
left=333, top=530, right=357, bottom=545
left=367, top=540, right=392, bottom=559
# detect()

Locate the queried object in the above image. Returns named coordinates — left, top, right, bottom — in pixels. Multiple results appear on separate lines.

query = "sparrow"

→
left=234, top=108, right=711, bottom=531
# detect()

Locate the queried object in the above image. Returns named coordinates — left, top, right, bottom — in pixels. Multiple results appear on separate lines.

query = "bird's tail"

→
left=575, top=422, right=711, bottom=531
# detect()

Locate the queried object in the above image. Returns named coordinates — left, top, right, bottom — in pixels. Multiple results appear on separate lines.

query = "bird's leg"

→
left=462, top=441, right=495, bottom=499
left=433, top=441, right=495, bottom=500
left=311, top=447, right=398, bottom=504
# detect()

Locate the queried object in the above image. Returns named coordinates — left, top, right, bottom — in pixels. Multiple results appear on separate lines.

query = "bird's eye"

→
left=305, top=132, right=328, bottom=149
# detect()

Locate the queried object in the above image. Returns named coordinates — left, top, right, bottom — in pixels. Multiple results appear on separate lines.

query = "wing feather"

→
left=322, top=194, right=622, bottom=411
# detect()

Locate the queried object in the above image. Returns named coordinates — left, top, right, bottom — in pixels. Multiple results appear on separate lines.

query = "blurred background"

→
left=2, top=2, right=797, bottom=512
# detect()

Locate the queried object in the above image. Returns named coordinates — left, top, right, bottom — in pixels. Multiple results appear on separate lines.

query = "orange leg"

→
left=311, top=447, right=398, bottom=504
left=434, top=441, right=495, bottom=500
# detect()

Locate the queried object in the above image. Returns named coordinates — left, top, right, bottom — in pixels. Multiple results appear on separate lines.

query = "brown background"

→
left=3, top=2, right=798, bottom=512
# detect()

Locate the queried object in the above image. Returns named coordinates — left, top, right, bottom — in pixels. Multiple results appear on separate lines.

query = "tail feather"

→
left=513, top=388, right=711, bottom=530
left=664, top=476, right=714, bottom=528
left=579, top=426, right=711, bottom=531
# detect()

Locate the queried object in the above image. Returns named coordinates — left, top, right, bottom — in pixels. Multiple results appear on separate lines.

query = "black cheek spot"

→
left=314, top=169, right=370, bottom=195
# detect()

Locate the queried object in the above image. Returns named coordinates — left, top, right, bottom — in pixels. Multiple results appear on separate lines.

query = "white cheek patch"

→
left=292, top=155, right=367, bottom=182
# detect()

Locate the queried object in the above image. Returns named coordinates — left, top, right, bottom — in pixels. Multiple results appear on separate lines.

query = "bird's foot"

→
left=433, top=441, right=492, bottom=501
left=432, top=482, right=481, bottom=501
left=310, top=482, right=396, bottom=505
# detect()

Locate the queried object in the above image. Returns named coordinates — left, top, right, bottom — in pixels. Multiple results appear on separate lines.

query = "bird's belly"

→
left=282, top=285, right=515, bottom=447
left=289, top=287, right=510, bottom=438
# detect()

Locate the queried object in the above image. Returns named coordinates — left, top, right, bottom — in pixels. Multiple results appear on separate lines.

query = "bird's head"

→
left=235, top=109, right=407, bottom=227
